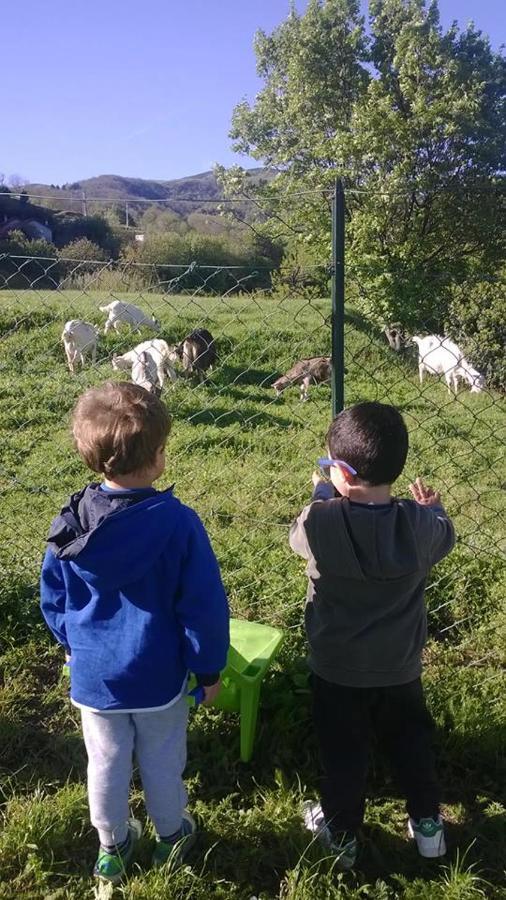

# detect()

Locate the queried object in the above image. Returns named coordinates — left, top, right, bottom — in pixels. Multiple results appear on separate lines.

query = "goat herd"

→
left=61, top=301, right=216, bottom=396
left=60, top=300, right=486, bottom=401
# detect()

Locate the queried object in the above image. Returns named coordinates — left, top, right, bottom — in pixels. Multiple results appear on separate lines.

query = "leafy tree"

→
left=139, top=206, right=187, bottom=235
left=52, top=214, right=120, bottom=257
left=227, top=0, right=506, bottom=330
left=58, top=238, right=107, bottom=283
left=447, top=272, right=506, bottom=390
left=130, top=230, right=273, bottom=293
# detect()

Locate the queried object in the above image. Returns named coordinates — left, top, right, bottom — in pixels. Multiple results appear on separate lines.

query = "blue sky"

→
left=3, top=0, right=504, bottom=185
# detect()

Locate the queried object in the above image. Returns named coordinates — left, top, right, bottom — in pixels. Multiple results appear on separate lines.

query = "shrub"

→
left=447, top=273, right=506, bottom=391
left=0, top=231, right=59, bottom=289
left=134, top=231, right=274, bottom=293
left=52, top=213, right=119, bottom=257
left=58, top=238, right=107, bottom=286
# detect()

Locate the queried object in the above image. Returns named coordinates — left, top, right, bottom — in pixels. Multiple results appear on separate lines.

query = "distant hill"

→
left=23, top=168, right=272, bottom=217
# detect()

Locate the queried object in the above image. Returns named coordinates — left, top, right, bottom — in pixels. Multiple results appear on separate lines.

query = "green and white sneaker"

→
left=93, top=818, right=142, bottom=884
left=408, top=816, right=446, bottom=858
left=303, top=801, right=358, bottom=870
left=152, top=810, right=197, bottom=869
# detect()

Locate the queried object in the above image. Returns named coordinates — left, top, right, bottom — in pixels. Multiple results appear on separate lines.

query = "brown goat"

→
left=273, top=356, right=331, bottom=401
left=175, top=329, right=216, bottom=383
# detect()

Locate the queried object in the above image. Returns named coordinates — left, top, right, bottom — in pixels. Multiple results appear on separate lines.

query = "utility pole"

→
left=125, top=201, right=129, bottom=228
left=81, top=190, right=88, bottom=217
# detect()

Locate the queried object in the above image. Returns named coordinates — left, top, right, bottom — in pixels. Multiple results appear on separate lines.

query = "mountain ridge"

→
left=23, top=168, right=271, bottom=215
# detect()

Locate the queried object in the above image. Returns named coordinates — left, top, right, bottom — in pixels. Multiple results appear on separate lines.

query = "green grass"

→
left=0, top=287, right=504, bottom=898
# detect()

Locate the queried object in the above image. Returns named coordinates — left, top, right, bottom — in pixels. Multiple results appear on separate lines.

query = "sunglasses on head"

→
left=317, top=457, right=358, bottom=477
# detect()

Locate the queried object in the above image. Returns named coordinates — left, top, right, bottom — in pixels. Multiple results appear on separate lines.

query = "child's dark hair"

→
left=72, top=382, right=171, bottom=478
left=326, top=401, right=408, bottom=485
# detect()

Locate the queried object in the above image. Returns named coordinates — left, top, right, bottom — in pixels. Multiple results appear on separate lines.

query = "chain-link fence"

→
left=0, top=220, right=336, bottom=644
left=0, top=189, right=504, bottom=703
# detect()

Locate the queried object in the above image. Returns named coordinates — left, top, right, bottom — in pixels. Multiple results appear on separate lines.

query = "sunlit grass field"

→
left=0, top=288, right=504, bottom=898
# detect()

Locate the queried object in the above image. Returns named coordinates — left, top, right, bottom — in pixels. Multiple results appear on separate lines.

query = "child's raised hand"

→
left=409, top=477, right=441, bottom=507
left=312, top=470, right=324, bottom=487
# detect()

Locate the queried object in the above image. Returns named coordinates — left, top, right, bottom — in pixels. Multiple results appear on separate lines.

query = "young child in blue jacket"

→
left=40, top=381, right=230, bottom=884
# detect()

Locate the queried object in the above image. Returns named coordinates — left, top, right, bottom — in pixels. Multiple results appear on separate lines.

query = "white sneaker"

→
left=408, top=816, right=446, bottom=858
left=303, top=801, right=357, bottom=869
left=303, top=800, right=326, bottom=834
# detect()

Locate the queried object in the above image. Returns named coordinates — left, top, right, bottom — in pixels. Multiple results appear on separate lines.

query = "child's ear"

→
left=337, top=463, right=355, bottom=484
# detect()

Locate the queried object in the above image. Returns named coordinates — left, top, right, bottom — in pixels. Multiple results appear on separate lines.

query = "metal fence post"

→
left=331, top=179, right=345, bottom=418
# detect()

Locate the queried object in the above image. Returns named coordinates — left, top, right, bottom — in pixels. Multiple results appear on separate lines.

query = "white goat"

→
left=61, top=320, right=98, bottom=373
left=112, top=339, right=177, bottom=390
left=130, top=351, right=161, bottom=396
left=412, top=335, right=485, bottom=395
left=455, top=359, right=486, bottom=393
left=99, top=301, right=160, bottom=335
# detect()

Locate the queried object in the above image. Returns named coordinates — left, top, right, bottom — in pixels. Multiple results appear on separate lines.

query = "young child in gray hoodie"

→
left=289, top=401, right=455, bottom=869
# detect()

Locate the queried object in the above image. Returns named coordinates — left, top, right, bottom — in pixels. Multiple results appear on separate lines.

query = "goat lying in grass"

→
left=100, top=300, right=160, bottom=335
left=273, top=356, right=331, bottom=402
left=129, top=351, right=162, bottom=396
left=112, top=339, right=177, bottom=390
left=412, top=335, right=485, bottom=395
left=61, top=320, right=99, bottom=373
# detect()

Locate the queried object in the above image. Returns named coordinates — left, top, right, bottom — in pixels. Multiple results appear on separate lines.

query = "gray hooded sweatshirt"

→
left=289, top=486, right=455, bottom=688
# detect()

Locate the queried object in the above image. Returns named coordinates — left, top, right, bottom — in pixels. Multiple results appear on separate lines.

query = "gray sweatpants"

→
left=81, top=696, right=189, bottom=847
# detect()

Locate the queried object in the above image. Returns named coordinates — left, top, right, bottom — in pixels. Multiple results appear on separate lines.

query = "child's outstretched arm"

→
left=40, top=548, right=70, bottom=653
left=289, top=471, right=337, bottom=558
left=409, top=477, right=456, bottom=565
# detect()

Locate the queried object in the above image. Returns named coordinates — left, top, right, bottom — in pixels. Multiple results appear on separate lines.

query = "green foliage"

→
left=57, top=238, right=107, bottom=285
left=272, top=245, right=330, bottom=298
left=230, top=0, right=368, bottom=172
left=447, top=273, right=506, bottom=390
left=139, top=205, right=188, bottom=236
left=52, top=213, right=119, bottom=257
left=132, top=230, right=274, bottom=292
left=228, top=0, right=506, bottom=330
left=0, top=231, right=58, bottom=289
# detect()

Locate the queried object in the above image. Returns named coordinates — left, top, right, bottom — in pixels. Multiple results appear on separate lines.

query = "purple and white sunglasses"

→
left=317, top=457, right=357, bottom=477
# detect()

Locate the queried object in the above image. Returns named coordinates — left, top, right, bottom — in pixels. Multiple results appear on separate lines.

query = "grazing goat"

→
left=130, top=351, right=161, bottom=396
left=99, top=300, right=160, bottom=335
left=273, top=356, right=331, bottom=402
left=61, top=320, right=98, bottom=373
left=384, top=323, right=408, bottom=352
left=112, top=339, right=177, bottom=390
left=175, top=329, right=216, bottom=383
left=455, top=359, right=486, bottom=393
left=412, top=335, right=485, bottom=395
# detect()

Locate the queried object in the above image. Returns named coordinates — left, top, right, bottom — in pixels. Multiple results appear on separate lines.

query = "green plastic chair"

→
left=189, top=617, right=284, bottom=762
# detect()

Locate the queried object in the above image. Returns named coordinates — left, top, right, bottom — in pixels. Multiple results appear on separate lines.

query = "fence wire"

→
left=0, top=197, right=504, bottom=709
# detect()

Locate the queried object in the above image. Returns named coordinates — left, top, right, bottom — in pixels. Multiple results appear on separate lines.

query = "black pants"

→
left=311, top=674, right=440, bottom=833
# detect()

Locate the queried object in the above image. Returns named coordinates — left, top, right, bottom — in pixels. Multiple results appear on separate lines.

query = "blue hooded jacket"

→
left=40, top=483, right=230, bottom=711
